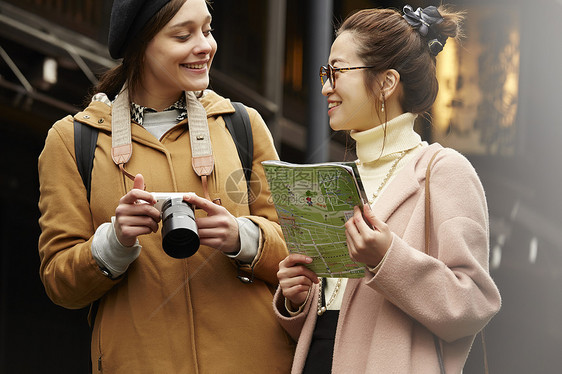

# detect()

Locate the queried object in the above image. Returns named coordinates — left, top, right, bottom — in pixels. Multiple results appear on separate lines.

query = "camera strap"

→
left=111, top=86, right=137, bottom=183
left=111, top=88, right=216, bottom=200
left=185, top=90, right=215, bottom=202
left=77, top=97, right=253, bottom=204
left=107, top=89, right=253, bottom=205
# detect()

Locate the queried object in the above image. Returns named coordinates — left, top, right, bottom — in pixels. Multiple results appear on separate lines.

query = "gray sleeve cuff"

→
left=91, top=217, right=142, bottom=277
left=225, top=217, right=260, bottom=264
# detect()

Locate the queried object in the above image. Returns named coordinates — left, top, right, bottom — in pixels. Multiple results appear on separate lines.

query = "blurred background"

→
left=1, top=0, right=561, bottom=372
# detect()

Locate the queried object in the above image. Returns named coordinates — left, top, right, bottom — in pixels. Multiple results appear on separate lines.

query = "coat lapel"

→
left=372, top=158, right=420, bottom=223
left=371, top=144, right=442, bottom=223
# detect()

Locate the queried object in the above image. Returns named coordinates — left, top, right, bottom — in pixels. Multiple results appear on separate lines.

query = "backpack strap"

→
left=73, top=118, right=100, bottom=374
left=223, top=102, right=253, bottom=191
left=74, top=119, right=99, bottom=203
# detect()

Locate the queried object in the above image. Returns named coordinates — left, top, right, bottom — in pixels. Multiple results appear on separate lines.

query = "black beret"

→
left=108, top=0, right=173, bottom=59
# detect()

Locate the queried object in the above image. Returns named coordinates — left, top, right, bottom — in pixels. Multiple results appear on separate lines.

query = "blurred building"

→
left=1, top=0, right=561, bottom=372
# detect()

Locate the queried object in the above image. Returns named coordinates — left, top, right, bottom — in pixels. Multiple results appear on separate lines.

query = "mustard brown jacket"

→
left=38, top=91, right=294, bottom=373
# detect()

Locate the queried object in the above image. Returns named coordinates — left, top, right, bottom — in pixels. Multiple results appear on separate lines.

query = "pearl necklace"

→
left=315, top=146, right=417, bottom=315
left=317, top=277, right=342, bottom=316
left=367, top=149, right=409, bottom=205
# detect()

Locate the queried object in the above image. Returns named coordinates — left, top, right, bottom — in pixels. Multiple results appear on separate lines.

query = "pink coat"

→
left=274, top=144, right=501, bottom=374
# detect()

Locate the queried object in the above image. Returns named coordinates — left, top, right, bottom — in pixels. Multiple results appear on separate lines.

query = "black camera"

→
left=153, top=193, right=199, bottom=258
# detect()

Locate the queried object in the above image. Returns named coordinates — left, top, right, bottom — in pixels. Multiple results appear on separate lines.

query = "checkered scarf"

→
left=130, top=94, right=187, bottom=126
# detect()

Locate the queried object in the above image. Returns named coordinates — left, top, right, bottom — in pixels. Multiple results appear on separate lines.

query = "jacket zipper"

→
left=97, top=308, right=103, bottom=373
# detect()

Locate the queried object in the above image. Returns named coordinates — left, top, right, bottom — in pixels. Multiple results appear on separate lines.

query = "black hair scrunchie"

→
left=402, top=5, right=447, bottom=56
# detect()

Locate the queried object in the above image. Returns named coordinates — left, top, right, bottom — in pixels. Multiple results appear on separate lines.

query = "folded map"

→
left=262, top=160, right=370, bottom=278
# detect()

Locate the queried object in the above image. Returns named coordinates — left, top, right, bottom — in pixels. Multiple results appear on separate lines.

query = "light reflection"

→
left=500, top=30, right=520, bottom=128
left=432, top=6, right=520, bottom=156
left=433, top=38, right=459, bottom=133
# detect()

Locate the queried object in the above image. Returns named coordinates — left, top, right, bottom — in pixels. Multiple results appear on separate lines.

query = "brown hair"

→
left=338, top=6, right=464, bottom=114
left=94, top=0, right=188, bottom=100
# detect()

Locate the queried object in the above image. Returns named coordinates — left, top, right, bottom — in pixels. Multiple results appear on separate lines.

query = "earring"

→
left=381, top=101, right=385, bottom=113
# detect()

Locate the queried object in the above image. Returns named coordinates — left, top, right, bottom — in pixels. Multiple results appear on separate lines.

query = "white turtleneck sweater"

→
left=324, top=113, right=427, bottom=311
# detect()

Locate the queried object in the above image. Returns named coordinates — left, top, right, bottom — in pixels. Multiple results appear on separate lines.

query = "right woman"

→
left=274, top=5, right=501, bottom=373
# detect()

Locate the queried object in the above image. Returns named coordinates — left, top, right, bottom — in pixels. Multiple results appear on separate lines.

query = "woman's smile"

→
left=181, top=60, right=209, bottom=73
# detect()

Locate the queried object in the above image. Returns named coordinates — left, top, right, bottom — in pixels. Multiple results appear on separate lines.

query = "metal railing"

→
left=2, top=0, right=111, bottom=42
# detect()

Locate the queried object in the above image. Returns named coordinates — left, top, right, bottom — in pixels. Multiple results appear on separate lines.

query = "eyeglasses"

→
left=319, top=64, right=376, bottom=89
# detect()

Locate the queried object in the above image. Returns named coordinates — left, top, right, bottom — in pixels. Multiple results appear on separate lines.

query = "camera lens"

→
left=160, top=197, right=199, bottom=258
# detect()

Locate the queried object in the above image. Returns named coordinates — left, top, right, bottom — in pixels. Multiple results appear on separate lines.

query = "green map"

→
left=262, top=160, right=369, bottom=278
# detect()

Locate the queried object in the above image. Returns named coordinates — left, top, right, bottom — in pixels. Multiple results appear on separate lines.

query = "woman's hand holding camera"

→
left=278, top=254, right=320, bottom=310
left=184, top=194, right=241, bottom=254
left=114, top=174, right=161, bottom=247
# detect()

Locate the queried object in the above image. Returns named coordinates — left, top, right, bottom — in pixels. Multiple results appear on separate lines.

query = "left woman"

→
left=37, top=0, right=294, bottom=372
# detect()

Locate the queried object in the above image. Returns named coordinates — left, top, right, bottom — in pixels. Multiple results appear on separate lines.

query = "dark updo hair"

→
left=337, top=6, right=464, bottom=114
